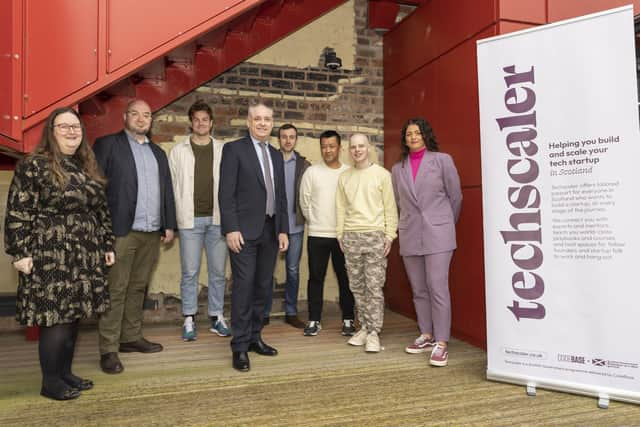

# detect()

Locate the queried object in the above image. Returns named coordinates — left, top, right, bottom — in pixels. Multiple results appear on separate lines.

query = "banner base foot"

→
left=526, top=384, right=537, bottom=397
left=598, top=394, right=610, bottom=409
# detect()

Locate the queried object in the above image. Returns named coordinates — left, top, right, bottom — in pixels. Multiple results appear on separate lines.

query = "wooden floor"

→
left=0, top=308, right=637, bottom=426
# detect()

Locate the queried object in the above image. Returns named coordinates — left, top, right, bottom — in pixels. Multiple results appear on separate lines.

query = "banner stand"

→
left=478, top=5, right=640, bottom=407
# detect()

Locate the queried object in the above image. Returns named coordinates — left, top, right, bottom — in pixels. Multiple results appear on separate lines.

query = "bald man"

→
left=336, top=134, right=397, bottom=353
left=93, top=99, right=177, bottom=374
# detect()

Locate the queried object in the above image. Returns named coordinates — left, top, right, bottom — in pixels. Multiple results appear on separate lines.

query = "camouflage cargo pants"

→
left=341, top=231, right=387, bottom=334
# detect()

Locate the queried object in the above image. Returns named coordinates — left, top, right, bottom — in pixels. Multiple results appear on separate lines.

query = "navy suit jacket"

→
left=219, top=136, right=288, bottom=240
left=93, top=130, right=177, bottom=237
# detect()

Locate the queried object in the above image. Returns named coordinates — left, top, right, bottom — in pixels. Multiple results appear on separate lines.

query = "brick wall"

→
left=154, top=0, right=385, bottom=157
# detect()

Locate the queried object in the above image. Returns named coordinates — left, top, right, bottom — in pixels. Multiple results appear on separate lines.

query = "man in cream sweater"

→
left=168, top=100, right=230, bottom=342
left=299, top=130, right=356, bottom=337
left=336, top=133, right=398, bottom=352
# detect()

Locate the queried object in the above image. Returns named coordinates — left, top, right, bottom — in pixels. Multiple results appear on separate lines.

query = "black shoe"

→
left=100, top=352, right=124, bottom=374
left=63, top=375, right=94, bottom=391
left=119, top=338, right=163, bottom=353
left=262, top=317, right=270, bottom=326
left=40, top=383, right=81, bottom=401
left=232, top=351, right=250, bottom=372
left=303, top=321, right=321, bottom=336
left=248, top=339, right=278, bottom=356
left=285, top=315, right=306, bottom=329
left=341, top=319, right=356, bottom=336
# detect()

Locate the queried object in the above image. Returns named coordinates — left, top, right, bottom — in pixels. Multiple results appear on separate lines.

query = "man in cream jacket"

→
left=169, top=100, right=230, bottom=341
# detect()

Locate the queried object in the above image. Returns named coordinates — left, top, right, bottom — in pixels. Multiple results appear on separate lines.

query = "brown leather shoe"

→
left=284, top=314, right=305, bottom=329
left=119, top=338, right=163, bottom=353
left=100, top=352, right=124, bottom=374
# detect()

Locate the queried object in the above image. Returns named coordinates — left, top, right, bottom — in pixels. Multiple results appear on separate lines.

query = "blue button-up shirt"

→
left=126, top=131, right=161, bottom=232
left=283, top=151, right=304, bottom=234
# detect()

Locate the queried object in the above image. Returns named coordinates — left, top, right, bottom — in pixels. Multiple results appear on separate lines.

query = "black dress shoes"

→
left=40, top=386, right=81, bottom=401
left=100, top=352, right=124, bottom=374
left=233, top=351, right=250, bottom=372
left=63, top=375, right=94, bottom=391
left=248, top=339, right=278, bottom=356
left=40, top=380, right=81, bottom=401
left=119, top=337, right=163, bottom=353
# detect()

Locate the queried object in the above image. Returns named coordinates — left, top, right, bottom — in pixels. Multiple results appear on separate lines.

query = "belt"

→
left=265, top=215, right=275, bottom=222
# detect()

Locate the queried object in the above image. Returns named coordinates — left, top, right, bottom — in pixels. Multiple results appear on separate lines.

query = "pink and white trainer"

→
left=429, top=343, right=448, bottom=367
left=405, top=335, right=435, bottom=354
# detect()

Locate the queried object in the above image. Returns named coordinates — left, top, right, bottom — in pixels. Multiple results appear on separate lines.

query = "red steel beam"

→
left=0, top=0, right=24, bottom=150
left=81, top=0, right=349, bottom=145
left=10, top=0, right=268, bottom=154
left=369, top=0, right=401, bottom=30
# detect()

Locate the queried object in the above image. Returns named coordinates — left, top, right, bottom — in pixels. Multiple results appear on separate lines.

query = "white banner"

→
left=478, top=6, right=640, bottom=404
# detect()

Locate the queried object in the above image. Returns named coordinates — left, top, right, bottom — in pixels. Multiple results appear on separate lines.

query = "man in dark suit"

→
left=219, top=102, right=289, bottom=372
left=93, top=99, right=177, bottom=374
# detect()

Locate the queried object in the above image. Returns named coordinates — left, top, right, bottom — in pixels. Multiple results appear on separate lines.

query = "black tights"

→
left=38, top=321, right=80, bottom=393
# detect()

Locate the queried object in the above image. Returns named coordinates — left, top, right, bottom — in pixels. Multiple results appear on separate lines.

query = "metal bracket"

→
left=597, top=394, right=609, bottom=409
left=526, top=383, right=537, bottom=397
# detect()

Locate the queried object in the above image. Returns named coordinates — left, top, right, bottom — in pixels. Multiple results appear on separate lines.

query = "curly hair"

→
left=31, top=107, right=106, bottom=187
left=400, top=117, right=439, bottom=161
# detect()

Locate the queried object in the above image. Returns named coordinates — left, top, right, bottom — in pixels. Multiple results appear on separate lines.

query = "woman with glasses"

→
left=391, top=118, right=462, bottom=367
left=4, top=107, right=115, bottom=400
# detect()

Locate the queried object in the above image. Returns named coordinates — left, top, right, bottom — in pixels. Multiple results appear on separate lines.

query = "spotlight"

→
left=324, top=48, right=342, bottom=70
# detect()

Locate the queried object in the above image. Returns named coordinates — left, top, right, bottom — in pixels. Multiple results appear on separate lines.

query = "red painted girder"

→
left=138, top=58, right=167, bottom=81
left=81, top=0, right=349, bottom=145
left=197, top=25, right=231, bottom=50
left=227, top=6, right=261, bottom=33
left=368, top=0, right=400, bottom=30
left=23, top=0, right=98, bottom=118
left=17, top=0, right=267, bottom=152
left=106, top=0, right=246, bottom=73
left=257, top=0, right=285, bottom=20
left=0, top=0, right=23, bottom=143
left=167, top=43, right=197, bottom=64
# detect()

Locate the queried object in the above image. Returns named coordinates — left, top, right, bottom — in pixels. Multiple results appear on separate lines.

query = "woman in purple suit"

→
left=391, top=118, right=462, bottom=367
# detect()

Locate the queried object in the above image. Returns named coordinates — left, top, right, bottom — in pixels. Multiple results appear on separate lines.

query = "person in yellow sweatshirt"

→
left=336, top=133, right=398, bottom=353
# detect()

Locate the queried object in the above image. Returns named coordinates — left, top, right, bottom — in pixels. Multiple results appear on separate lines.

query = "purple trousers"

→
left=402, top=251, right=453, bottom=342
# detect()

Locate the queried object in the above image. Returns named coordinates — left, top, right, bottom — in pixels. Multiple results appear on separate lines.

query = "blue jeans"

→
left=179, top=217, right=228, bottom=317
left=264, top=231, right=304, bottom=316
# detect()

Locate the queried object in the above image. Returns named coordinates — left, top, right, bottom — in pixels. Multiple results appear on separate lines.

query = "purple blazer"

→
left=391, top=151, right=462, bottom=256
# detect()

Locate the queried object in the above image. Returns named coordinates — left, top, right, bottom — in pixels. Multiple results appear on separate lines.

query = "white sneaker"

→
left=365, top=331, right=381, bottom=353
left=348, top=328, right=368, bottom=346
left=182, top=317, right=197, bottom=342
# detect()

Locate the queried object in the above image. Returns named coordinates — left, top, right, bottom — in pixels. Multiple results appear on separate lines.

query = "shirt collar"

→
left=125, top=129, right=150, bottom=145
left=282, top=150, right=297, bottom=163
left=250, top=135, right=269, bottom=147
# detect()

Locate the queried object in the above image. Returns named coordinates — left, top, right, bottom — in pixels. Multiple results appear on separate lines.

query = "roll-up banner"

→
left=477, top=5, right=640, bottom=404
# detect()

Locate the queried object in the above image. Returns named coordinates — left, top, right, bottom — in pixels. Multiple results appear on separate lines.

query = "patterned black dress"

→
left=4, top=155, right=115, bottom=327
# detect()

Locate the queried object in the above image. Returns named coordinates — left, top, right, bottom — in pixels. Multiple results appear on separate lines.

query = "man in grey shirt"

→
left=263, top=124, right=310, bottom=328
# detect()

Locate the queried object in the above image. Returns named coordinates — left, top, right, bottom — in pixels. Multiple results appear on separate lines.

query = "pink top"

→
left=409, top=147, right=427, bottom=181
